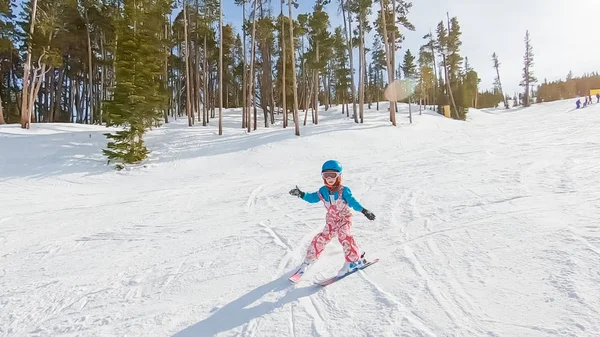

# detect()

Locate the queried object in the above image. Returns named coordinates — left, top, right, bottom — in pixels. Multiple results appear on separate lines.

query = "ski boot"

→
left=337, top=252, right=367, bottom=277
left=289, top=259, right=314, bottom=283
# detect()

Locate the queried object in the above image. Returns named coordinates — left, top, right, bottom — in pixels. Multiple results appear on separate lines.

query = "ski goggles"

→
left=321, top=171, right=341, bottom=179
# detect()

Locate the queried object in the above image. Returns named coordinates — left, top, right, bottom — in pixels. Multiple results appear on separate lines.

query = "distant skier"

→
left=596, top=93, right=599, bottom=103
left=576, top=99, right=581, bottom=109
left=289, top=160, right=376, bottom=277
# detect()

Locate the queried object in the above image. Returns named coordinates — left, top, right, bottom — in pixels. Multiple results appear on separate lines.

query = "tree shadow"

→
left=0, top=126, right=116, bottom=180
left=0, top=106, right=411, bottom=180
left=171, top=271, right=321, bottom=337
left=143, top=119, right=391, bottom=165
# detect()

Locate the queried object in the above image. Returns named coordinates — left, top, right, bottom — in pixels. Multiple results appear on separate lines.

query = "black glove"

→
left=289, top=185, right=305, bottom=198
left=361, top=208, right=376, bottom=221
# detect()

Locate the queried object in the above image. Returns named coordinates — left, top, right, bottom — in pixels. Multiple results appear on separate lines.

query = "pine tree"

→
left=306, top=0, right=332, bottom=124
left=417, top=44, right=434, bottom=107
left=332, top=26, right=350, bottom=107
left=535, top=72, right=600, bottom=102
left=371, top=36, right=386, bottom=110
left=103, top=0, right=170, bottom=168
left=401, top=49, right=416, bottom=79
left=492, top=52, right=507, bottom=108
left=520, top=30, right=536, bottom=107
left=419, top=32, right=437, bottom=107
left=446, top=16, right=463, bottom=83
left=461, top=67, right=479, bottom=110
left=435, top=19, right=458, bottom=118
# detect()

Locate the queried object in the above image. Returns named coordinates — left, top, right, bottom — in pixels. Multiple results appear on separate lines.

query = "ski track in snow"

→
left=1, top=100, right=600, bottom=336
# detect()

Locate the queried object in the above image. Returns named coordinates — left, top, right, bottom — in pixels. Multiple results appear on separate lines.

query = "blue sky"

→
left=214, top=0, right=600, bottom=96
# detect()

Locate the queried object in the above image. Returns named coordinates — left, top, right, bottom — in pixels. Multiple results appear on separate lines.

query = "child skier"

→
left=289, top=160, right=376, bottom=277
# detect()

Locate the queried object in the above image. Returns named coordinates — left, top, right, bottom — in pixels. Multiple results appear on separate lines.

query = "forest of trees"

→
left=0, top=0, right=584, bottom=165
left=536, top=72, right=600, bottom=103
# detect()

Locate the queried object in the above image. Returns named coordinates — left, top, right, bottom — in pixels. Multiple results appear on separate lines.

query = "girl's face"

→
left=322, top=171, right=341, bottom=185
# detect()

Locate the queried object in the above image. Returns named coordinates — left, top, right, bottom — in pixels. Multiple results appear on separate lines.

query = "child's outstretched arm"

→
left=289, top=185, right=321, bottom=203
left=342, top=187, right=376, bottom=221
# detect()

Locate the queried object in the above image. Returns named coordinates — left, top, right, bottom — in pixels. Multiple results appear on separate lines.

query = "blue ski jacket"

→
left=302, top=186, right=364, bottom=212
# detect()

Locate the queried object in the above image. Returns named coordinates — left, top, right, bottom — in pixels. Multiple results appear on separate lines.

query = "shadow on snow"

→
left=171, top=271, right=321, bottom=337
left=0, top=107, right=395, bottom=180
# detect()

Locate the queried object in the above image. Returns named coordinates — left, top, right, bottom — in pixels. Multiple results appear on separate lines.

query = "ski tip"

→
left=289, top=273, right=302, bottom=283
left=315, top=258, right=380, bottom=286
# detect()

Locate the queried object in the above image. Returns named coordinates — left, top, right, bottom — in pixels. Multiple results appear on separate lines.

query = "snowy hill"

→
left=1, top=100, right=599, bottom=337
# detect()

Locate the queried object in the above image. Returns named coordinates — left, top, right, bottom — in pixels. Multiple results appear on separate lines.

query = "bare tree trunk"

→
left=341, top=0, right=357, bottom=122
left=29, top=64, right=47, bottom=126
left=241, top=1, right=247, bottom=128
left=84, top=1, right=94, bottom=124
left=408, top=96, right=412, bottom=123
left=218, top=0, right=223, bottom=135
left=247, top=0, right=258, bottom=133
left=304, top=72, right=311, bottom=125
left=183, top=4, right=192, bottom=126
left=203, top=35, right=208, bottom=125
left=314, top=41, right=319, bottom=124
left=83, top=72, right=89, bottom=122
left=175, top=31, right=181, bottom=119
left=69, top=73, right=74, bottom=122
left=20, top=0, right=39, bottom=129
left=289, top=0, right=299, bottom=136
left=269, top=51, right=275, bottom=125
left=377, top=69, right=381, bottom=111
left=0, top=94, right=5, bottom=124
left=281, top=0, right=287, bottom=128
left=45, top=67, right=53, bottom=122
left=379, top=0, right=396, bottom=125
left=444, top=13, right=458, bottom=118
left=358, top=14, right=364, bottom=123
left=429, top=30, right=437, bottom=105
left=253, top=99, right=257, bottom=130
left=112, top=28, right=118, bottom=101
left=419, top=78, right=423, bottom=115
left=100, top=32, right=106, bottom=123
left=392, top=0, right=399, bottom=115
left=304, top=75, right=312, bottom=125
left=494, top=59, right=507, bottom=109
left=194, top=0, right=200, bottom=122
left=163, top=14, right=169, bottom=123
left=324, top=64, right=330, bottom=110
left=52, top=66, right=65, bottom=122
left=443, top=53, right=458, bottom=119
left=311, top=71, right=316, bottom=123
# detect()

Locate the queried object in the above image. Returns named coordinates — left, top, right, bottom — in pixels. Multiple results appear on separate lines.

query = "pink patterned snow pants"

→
left=305, top=188, right=361, bottom=263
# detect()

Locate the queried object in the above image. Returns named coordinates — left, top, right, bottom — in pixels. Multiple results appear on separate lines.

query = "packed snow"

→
left=1, top=100, right=599, bottom=337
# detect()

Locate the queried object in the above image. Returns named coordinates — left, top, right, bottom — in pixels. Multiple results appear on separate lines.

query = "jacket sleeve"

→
left=302, top=190, right=322, bottom=204
left=342, top=187, right=364, bottom=212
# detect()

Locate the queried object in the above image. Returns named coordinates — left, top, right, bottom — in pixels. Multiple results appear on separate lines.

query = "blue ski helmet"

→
left=321, top=160, right=342, bottom=173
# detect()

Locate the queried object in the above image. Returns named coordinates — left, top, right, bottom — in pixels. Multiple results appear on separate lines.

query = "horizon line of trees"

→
left=0, top=0, right=577, bottom=167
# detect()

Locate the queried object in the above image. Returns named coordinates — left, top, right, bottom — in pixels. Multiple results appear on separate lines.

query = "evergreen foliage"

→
left=3, top=0, right=593, bottom=161
left=520, top=30, right=536, bottom=106
left=401, top=49, right=416, bottom=79
left=103, top=0, right=171, bottom=166
left=536, top=73, right=600, bottom=103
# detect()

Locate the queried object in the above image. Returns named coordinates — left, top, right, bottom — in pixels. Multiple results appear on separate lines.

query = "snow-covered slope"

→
left=1, top=100, right=599, bottom=337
